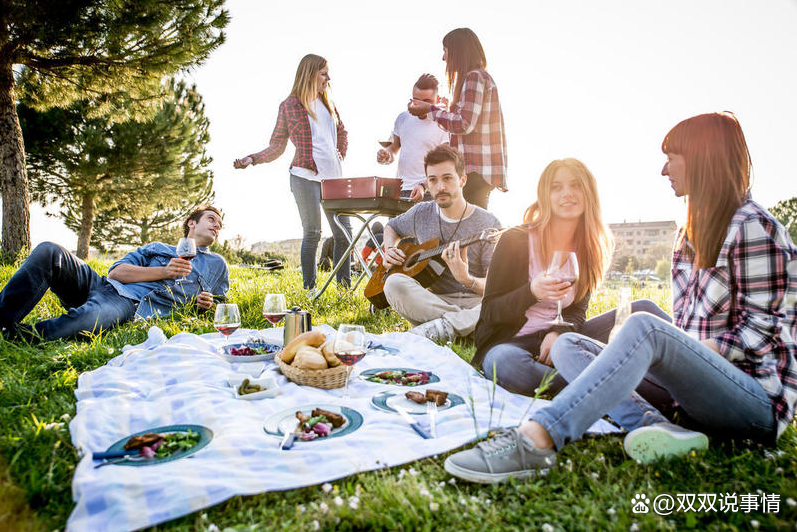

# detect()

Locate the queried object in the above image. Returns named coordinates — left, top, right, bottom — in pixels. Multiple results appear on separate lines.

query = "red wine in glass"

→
left=335, top=350, right=366, bottom=366
left=216, top=324, right=240, bottom=337
left=180, top=253, right=196, bottom=261
left=263, top=312, right=286, bottom=325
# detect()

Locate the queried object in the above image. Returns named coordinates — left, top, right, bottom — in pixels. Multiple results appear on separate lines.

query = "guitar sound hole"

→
left=405, top=254, right=419, bottom=268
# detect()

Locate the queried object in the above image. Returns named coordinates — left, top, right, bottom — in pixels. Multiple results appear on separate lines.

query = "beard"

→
left=434, top=193, right=454, bottom=209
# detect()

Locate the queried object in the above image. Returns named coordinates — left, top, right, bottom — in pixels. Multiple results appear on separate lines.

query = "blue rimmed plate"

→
left=371, top=390, right=465, bottom=415
left=222, top=342, right=281, bottom=362
left=103, top=424, right=213, bottom=466
left=359, top=367, right=440, bottom=386
left=263, top=404, right=363, bottom=442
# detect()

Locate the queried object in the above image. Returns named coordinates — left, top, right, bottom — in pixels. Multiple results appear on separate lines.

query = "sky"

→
left=24, top=0, right=797, bottom=250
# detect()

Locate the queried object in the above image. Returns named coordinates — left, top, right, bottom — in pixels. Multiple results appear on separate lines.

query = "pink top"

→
left=515, top=230, right=575, bottom=338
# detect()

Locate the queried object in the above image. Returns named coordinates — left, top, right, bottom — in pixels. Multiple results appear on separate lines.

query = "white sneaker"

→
left=408, top=318, right=456, bottom=343
left=624, top=422, right=708, bottom=463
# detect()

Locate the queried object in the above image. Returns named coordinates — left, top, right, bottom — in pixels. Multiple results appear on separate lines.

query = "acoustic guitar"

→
left=364, top=228, right=501, bottom=309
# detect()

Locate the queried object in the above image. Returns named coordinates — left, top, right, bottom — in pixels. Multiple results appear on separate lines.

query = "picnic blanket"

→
left=68, top=326, right=619, bottom=532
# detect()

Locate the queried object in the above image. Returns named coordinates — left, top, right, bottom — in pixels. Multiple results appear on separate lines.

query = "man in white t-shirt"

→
left=377, top=74, right=450, bottom=201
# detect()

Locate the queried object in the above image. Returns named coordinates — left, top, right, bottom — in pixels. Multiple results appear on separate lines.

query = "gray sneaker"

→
left=408, top=317, right=456, bottom=343
left=624, top=422, right=708, bottom=463
left=444, top=428, right=557, bottom=484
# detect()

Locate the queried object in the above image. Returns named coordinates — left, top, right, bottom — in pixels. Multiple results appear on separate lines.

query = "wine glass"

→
left=262, top=293, right=287, bottom=328
left=546, top=251, right=579, bottom=326
left=214, top=303, right=241, bottom=344
left=175, top=237, right=197, bottom=283
left=333, top=324, right=367, bottom=399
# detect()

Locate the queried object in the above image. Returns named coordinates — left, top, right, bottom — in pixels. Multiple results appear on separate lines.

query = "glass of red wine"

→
left=333, top=324, right=367, bottom=399
left=175, top=237, right=197, bottom=283
left=262, top=293, right=287, bottom=328
left=214, top=303, right=241, bottom=344
left=546, top=251, right=579, bottom=326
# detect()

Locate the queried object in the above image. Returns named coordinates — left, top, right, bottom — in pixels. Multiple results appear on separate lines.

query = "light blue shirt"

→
left=107, top=242, right=229, bottom=320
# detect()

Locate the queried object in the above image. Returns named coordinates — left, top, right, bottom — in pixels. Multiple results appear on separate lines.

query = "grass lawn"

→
left=1, top=261, right=796, bottom=531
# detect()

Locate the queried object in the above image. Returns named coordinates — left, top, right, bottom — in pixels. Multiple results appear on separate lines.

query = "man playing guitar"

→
left=382, top=145, right=501, bottom=342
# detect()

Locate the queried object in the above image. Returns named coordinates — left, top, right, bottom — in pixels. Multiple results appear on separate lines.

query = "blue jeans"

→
left=0, top=242, right=137, bottom=341
left=290, top=174, right=351, bottom=289
left=531, top=312, right=776, bottom=450
left=482, top=300, right=673, bottom=413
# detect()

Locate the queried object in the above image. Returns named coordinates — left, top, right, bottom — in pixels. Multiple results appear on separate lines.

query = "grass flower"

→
left=542, top=524, right=554, bottom=532
left=321, top=483, right=332, bottom=493
left=429, top=502, right=439, bottom=511
left=333, top=496, right=343, bottom=507
left=348, top=496, right=359, bottom=510
left=319, top=502, right=329, bottom=514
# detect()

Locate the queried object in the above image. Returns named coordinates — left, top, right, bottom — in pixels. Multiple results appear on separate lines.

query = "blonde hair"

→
left=290, top=54, right=337, bottom=125
left=523, top=158, right=614, bottom=301
left=662, top=112, right=751, bottom=269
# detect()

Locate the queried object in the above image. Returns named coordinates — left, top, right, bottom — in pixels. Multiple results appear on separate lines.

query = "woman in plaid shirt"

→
left=408, top=28, right=507, bottom=210
left=445, top=112, right=797, bottom=483
left=233, top=54, right=350, bottom=290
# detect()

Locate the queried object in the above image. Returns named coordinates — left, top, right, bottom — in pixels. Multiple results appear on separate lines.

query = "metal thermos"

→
left=283, top=306, right=312, bottom=345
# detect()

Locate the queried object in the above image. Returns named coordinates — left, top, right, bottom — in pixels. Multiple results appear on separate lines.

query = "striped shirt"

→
left=430, top=70, right=508, bottom=191
left=672, top=199, right=797, bottom=437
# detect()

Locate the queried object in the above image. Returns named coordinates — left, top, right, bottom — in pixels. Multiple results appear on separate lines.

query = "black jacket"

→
left=472, top=226, right=590, bottom=369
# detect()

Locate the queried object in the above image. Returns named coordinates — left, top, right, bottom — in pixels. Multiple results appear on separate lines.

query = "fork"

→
left=426, top=400, right=438, bottom=438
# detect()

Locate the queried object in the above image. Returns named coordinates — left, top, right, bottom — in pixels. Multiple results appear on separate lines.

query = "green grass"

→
left=1, top=262, right=796, bottom=531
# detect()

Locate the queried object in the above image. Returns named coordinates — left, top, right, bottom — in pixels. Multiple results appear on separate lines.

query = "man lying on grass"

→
left=444, top=112, right=797, bottom=483
left=0, top=205, right=228, bottom=342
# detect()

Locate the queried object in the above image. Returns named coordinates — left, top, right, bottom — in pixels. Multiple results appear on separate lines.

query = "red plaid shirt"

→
left=672, top=199, right=797, bottom=437
left=430, top=70, right=507, bottom=191
left=248, top=96, right=347, bottom=173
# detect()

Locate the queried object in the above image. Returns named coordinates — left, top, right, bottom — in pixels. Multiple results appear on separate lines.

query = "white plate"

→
left=235, top=362, right=266, bottom=377
left=229, top=373, right=279, bottom=400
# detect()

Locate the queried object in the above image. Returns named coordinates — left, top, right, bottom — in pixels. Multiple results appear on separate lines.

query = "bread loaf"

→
left=280, top=330, right=326, bottom=364
left=320, top=340, right=341, bottom=367
left=293, top=346, right=328, bottom=370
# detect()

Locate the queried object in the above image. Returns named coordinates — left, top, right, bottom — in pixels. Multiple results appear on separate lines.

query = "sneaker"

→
left=408, top=318, right=456, bottom=343
left=444, top=427, right=557, bottom=484
left=624, top=422, right=708, bottom=463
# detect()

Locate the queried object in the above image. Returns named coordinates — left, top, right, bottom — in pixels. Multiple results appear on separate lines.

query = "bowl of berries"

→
left=222, top=342, right=281, bottom=362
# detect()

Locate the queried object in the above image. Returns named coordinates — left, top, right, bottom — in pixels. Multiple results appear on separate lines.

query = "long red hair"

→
left=662, top=112, right=751, bottom=269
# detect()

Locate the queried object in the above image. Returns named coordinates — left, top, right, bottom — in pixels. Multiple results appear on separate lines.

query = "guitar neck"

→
left=418, top=233, right=486, bottom=261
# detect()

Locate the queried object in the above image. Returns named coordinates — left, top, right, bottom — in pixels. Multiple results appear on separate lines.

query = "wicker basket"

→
left=275, top=351, right=348, bottom=389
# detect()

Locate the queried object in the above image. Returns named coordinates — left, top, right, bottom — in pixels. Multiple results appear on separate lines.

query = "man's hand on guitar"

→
left=442, top=241, right=470, bottom=284
left=383, top=245, right=406, bottom=268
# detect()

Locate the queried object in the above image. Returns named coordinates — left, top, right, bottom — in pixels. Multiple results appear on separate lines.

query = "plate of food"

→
left=359, top=367, right=440, bottom=386
left=371, top=389, right=464, bottom=415
left=263, top=404, right=363, bottom=443
left=222, top=342, right=281, bottom=362
left=95, top=424, right=212, bottom=466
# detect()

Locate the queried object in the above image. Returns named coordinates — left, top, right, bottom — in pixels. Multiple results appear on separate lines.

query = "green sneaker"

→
left=444, top=428, right=557, bottom=484
left=624, top=422, right=708, bottom=463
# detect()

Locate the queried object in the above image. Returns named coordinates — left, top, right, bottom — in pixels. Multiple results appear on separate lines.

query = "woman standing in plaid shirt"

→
left=408, top=28, right=507, bottom=210
left=234, top=54, right=351, bottom=290
left=445, top=112, right=797, bottom=483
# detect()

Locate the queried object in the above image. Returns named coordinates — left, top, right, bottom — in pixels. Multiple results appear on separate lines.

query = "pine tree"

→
left=0, top=0, right=228, bottom=258
left=770, top=197, right=797, bottom=244
left=21, top=79, right=215, bottom=258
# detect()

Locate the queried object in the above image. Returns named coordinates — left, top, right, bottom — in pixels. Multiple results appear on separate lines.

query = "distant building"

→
left=609, top=220, right=678, bottom=256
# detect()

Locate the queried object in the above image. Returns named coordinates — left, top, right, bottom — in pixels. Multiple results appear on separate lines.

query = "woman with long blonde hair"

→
left=234, top=54, right=351, bottom=290
left=446, top=113, right=797, bottom=484
left=472, top=158, right=613, bottom=395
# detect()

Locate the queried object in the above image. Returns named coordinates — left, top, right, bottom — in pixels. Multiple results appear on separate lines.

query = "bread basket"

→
left=275, top=351, right=348, bottom=389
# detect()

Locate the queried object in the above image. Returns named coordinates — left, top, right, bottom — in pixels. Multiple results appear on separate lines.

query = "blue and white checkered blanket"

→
left=67, top=326, right=619, bottom=531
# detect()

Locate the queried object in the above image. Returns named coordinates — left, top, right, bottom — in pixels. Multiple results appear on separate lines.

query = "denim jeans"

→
left=290, top=174, right=351, bottom=289
left=482, top=299, right=673, bottom=410
left=0, top=242, right=137, bottom=341
left=531, top=312, right=776, bottom=450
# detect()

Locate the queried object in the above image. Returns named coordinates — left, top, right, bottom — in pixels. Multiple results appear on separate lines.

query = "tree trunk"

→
left=76, top=192, right=95, bottom=259
left=0, top=59, right=31, bottom=260
left=140, top=219, right=149, bottom=245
